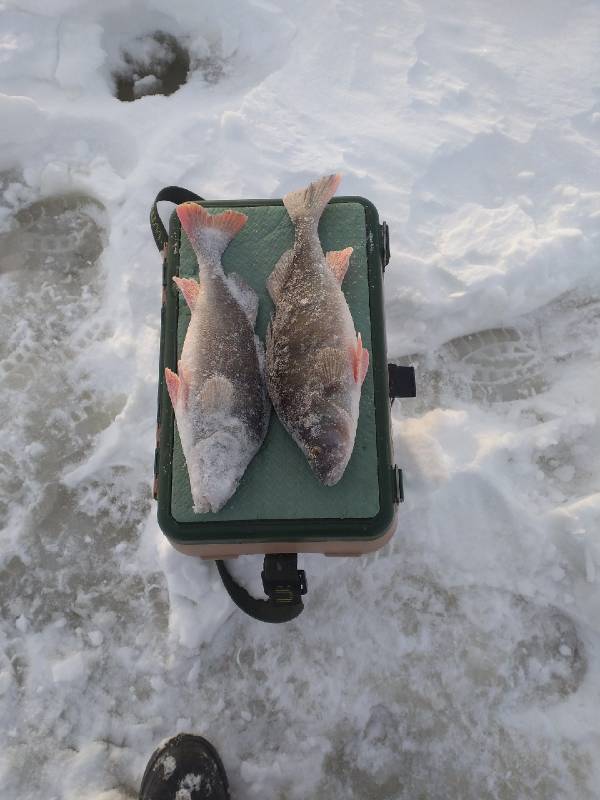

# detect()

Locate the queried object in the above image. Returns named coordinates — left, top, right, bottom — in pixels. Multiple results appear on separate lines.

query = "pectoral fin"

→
left=173, top=276, right=200, bottom=310
left=199, top=375, right=234, bottom=414
left=353, top=333, right=370, bottom=385
left=315, top=347, right=348, bottom=387
left=164, top=368, right=180, bottom=408
left=165, top=364, right=190, bottom=409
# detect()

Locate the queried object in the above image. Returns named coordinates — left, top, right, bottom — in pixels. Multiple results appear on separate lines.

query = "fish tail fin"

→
left=177, top=203, right=247, bottom=262
left=283, top=173, right=342, bottom=226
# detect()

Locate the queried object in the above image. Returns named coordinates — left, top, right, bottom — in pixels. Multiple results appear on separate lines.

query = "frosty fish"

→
left=266, top=174, right=369, bottom=485
left=165, top=204, right=270, bottom=513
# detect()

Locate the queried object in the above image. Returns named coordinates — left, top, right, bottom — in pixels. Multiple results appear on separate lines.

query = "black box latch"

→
left=392, top=466, right=404, bottom=504
left=380, top=221, right=390, bottom=269
left=388, top=364, right=416, bottom=402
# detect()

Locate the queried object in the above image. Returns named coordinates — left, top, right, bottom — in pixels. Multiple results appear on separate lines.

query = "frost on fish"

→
left=266, top=174, right=369, bottom=485
left=166, top=203, right=270, bottom=513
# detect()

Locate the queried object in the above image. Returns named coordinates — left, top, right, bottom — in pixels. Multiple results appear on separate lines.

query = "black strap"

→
left=216, top=555, right=307, bottom=623
left=150, top=186, right=205, bottom=253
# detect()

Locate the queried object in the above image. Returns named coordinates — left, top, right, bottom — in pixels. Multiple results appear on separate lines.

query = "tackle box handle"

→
left=216, top=555, right=307, bottom=624
left=150, top=185, right=205, bottom=253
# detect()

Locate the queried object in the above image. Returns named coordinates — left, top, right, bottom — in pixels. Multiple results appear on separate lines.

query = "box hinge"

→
left=388, top=364, right=416, bottom=403
left=380, top=221, right=390, bottom=270
left=392, top=465, right=404, bottom=504
left=153, top=447, right=160, bottom=500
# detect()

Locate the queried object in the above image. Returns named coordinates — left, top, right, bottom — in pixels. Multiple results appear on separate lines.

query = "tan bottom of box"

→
left=167, top=513, right=397, bottom=559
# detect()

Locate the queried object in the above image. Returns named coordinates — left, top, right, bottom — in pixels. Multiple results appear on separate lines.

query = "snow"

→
left=1, top=0, right=600, bottom=798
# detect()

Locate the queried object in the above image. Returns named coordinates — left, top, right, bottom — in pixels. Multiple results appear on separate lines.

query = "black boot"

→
left=139, top=733, right=230, bottom=800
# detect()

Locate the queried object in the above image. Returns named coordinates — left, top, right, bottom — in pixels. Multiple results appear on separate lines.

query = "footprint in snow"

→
left=455, top=586, right=586, bottom=703
left=445, top=326, right=547, bottom=403
left=0, top=192, right=105, bottom=280
left=0, top=192, right=144, bottom=616
left=366, top=573, right=586, bottom=706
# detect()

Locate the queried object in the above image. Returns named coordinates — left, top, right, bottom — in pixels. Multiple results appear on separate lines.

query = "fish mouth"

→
left=308, top=447, right=350, bottom=486
left=191, top=481, right=238, bottom=514
left=187, top=425, right=253, bottom=514
left=190, top=467, right=240, bottom=514
left=191, top=483, right=220, bottom=513
left=192, top=496, right=214, bottom=514
left=305, top=413, right=354, bottom=486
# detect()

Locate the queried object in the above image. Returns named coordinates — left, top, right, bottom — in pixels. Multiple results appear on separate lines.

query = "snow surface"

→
left=1, top=0, right=600, bottom=798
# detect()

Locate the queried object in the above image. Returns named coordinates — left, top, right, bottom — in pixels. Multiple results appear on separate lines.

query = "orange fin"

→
left=164, top=368, right=180, bottom=408
left=177, top=203, right=247, bottom=239
left=360, top=348, right=369, bottom=385
left=353, top=333, right=370, bottom=385
left=176, top=203, right=248, bottom=260
left=326, top=247, right=353, bottom=284
left=173, top=276, right=200, bottom=309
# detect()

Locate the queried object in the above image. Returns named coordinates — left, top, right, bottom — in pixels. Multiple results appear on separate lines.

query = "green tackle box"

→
left=150, top=186, right=415, bottom=621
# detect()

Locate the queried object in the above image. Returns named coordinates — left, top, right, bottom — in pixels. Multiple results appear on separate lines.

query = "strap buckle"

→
left=262, top=555, right=307, bottom=605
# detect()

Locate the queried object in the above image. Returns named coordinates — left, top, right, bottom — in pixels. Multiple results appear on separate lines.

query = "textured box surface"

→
left=169, top=201, right=380, bottom=524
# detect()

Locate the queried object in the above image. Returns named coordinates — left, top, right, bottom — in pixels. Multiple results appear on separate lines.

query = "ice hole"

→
left=112, top=31, right=191, bottom=101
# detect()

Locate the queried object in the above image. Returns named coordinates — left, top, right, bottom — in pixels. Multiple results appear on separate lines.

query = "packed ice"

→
left=1, top=0, right=600, bottom=798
